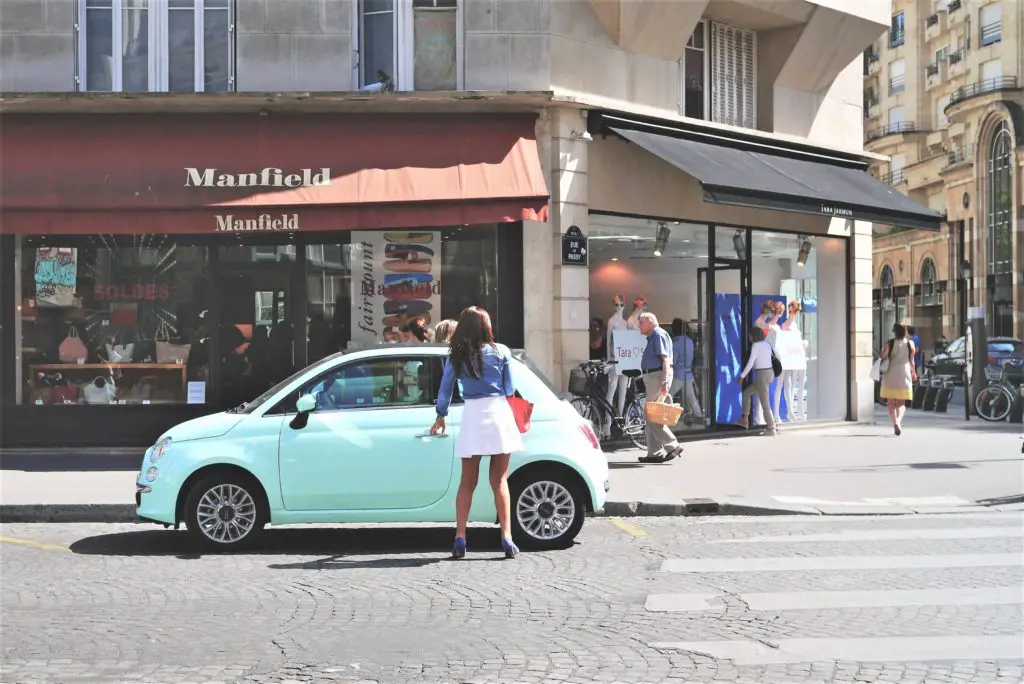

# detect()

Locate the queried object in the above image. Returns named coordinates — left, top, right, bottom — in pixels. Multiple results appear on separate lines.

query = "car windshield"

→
left=989, top=340, right=1024, bottom=354
left=229, top=352, right=346, bottom=414
left=512, top=350, right=564, bottom=398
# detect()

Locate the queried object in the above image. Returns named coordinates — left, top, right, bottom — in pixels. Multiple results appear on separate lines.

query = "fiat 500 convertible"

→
left=136, top=345, right=609, bottom=551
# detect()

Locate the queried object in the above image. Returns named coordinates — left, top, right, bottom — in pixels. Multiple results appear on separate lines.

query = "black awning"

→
left=609, top=126, right=943, bottom=231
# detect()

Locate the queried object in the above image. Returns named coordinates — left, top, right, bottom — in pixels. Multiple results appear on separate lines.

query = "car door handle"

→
left=413, top=433, right=450, bottom=439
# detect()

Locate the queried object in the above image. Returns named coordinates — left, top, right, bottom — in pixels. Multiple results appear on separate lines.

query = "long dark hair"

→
left=449, top=306, right=495, bottom=379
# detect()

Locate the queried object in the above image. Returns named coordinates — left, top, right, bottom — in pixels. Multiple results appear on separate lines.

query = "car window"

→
left=945, top=338, right=965, bottom=355
left=989, top=341, right=1024, bottom=354
left=271, top=356, right=433, bottom=414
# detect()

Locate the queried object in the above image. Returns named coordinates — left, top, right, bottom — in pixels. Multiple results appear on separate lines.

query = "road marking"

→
left=661, top=553, right=1023, bottom=573
left=649, top=634, right=1024, bottom=664
left=714, top=526, right=1024, bottom=543
left=608, top=518, right=647, bottom=537
left=0, top=536, right=69, bottom=553
left=645, top=587, right=1023, bottom=613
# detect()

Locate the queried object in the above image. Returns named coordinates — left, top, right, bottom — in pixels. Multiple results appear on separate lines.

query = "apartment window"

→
left=683, top=21, right=708, bottom=120
left=980, top=4, right=1002, bottom=47
left=357, top=0, right=461, bottom=91
left=710, top=22, right=756, bottom=129
left=889, top=58, right=906, bottom=95
left=981, top=58, right=1002, bottom=84
left=936, top=94, right=950, bottom=127
left=935, top=45, right=949, bottom=63
left=920, top=258, right=938, bottom=305
left=889, top=105, right=907, bottom=126
left=78, top=0, right=234, bottom=92
left=890, top=12, right=905, bottom=48
left=987, top=121, right=1013, bottom=274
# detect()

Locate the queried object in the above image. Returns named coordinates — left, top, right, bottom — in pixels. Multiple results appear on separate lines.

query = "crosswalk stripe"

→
left=649, top=634, right=1024, bottom=665
left=712, top=526, right=1024, bottom=544
left=645, top=587, right=1022, bottom=613
left=660, top=553, right=1023, bottom=573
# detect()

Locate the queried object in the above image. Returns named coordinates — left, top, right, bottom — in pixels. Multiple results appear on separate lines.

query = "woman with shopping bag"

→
left=430, top=306, right=527, bottom=560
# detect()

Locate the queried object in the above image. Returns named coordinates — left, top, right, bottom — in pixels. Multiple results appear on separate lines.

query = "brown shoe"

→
left=735, top=419, right=749, bottom=429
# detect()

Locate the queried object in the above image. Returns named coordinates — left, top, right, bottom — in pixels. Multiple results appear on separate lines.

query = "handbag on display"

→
left=58, top=326, right=88, bottom=363
left=106, top=342, right=135, bottom=363
left=109, top=302, right=138, bottom=325
left=83, top=376, right=116, bottom=404
left=507, top=391, right=534, bottom=434
left=155, top=320, right=191, bottom=364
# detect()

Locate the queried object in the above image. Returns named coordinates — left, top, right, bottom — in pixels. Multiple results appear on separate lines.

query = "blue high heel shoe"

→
left=502, top=537, right=519, bottom=559
left=451, top=536, right=467, bottom=560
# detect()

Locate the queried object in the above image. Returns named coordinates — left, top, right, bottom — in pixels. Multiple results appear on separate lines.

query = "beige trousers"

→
left=741, top=370, right=776, bottom=431
left=642, top=371, right=679, bottom=457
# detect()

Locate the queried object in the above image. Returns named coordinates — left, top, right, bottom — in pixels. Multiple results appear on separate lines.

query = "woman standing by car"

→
left=880, top=322, right=916, bottom=436
left=430, top=307, right=524, bottom=559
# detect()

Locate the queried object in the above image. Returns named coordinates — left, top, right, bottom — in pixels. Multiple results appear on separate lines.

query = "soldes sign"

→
left=94, top=284, right=171, bottom=301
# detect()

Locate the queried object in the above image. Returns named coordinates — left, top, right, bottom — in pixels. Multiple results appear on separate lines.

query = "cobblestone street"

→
left=2, top=513, right=1023, bottom=683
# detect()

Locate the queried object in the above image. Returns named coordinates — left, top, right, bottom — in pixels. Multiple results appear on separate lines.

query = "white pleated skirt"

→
left=456, top=395, right=524, bottom=459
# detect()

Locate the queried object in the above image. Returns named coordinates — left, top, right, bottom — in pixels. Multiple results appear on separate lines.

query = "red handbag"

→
left=507, top=391, right=533, bottom=434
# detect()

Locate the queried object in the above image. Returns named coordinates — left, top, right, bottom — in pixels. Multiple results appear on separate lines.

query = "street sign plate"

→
left=561, top=225, right=588, bottom=267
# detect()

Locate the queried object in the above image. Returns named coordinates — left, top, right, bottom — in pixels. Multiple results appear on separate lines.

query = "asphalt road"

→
left=2, top=513, right=1023, bottom=683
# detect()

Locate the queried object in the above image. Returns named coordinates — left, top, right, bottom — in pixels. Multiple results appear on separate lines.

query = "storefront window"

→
left=749, top=232, right=847, bottom=422
left=17, top=236, right=210, bottom=407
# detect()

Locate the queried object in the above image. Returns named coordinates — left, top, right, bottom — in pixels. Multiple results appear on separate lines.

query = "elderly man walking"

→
left=637, top=312, right=684, bottom=464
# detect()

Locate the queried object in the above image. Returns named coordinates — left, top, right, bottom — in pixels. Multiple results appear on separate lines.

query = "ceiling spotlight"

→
left=653, top=222, right=670, bottom=257
left=733, top=230, right=746, bottom=260
left=796, top=239, right=812, bottom=267
left=611, top=257, right=619, bottom=262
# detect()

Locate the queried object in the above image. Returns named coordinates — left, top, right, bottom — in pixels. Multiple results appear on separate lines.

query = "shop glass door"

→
left=709, top=228, right=751, bottom=426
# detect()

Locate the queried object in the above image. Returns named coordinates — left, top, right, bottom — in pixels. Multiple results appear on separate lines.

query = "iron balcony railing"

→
left=867, top=121, right=917, bottom=142
left=945, top=144, right=974, bottom=168
left=926, top=14, right=939, bottom=28
left=884, top=169, right=907, bottom=185
left=863, top=52, right=880, bottom=75
left=948, top=49, right=964, bottom=64
left=926, top=63, right=939, bottom=77
left=947, top=0, right=962, bottom=12
left=948, top=76, right=1020, bottom=107
left=980, top=21, right=1002, bottom=46
left=890, top=30, right=905, bottom=48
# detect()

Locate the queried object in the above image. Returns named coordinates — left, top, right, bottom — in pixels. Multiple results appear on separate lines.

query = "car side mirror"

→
left=290, top=394, right=316, bottom=430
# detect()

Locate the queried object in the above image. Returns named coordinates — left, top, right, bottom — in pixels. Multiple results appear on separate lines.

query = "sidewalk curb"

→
left=1, top=504, right=140, bottom=523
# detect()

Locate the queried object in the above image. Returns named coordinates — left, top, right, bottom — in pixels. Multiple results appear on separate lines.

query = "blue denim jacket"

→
left=436, top=343, right=515, bottom=417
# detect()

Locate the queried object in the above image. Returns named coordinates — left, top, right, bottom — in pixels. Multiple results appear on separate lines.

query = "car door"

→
left=277, top=355, right=455, bottom=511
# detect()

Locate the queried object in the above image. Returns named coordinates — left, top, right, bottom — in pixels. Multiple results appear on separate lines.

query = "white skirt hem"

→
left=455, top=395, right=524, bottom=459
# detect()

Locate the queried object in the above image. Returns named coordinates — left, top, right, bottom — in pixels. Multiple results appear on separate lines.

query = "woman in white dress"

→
left=431, top=307, right=524, bottom=559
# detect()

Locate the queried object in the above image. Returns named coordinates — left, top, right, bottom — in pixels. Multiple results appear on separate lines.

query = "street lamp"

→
left=959, top=259, right=973, bottom=421
left=960, top=259, right=973, bottom=308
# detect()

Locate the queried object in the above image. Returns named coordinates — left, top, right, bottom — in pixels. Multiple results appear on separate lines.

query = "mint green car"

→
left=136, top=346, right=609, bottom=551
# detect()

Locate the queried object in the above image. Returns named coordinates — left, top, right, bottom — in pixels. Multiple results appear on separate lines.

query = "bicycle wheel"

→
left=975, top=385, right=1013, bottom=422
left=570, top=396, right=601, bottom=430
left=623, top=396, right=647, bottom=451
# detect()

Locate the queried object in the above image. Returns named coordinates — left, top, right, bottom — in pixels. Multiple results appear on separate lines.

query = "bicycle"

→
left=975, top=362, right=1024, bottom=422
left=568, top=360, right=647, bottom=450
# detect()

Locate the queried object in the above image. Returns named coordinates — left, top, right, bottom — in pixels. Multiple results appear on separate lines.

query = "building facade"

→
left=0, top=0, right=938, bottom=448
left=865, top=0, right=1023, bottom=355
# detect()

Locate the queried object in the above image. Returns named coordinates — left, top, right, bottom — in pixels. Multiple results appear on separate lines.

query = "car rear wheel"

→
left=184, top=473, right=266, bottom=550
left=510, top=468, right=586, bottom=551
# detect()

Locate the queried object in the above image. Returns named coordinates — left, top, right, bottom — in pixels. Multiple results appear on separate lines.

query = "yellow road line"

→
left=0, top=536, right=70, bottom=553
left=609, top=518, right=648, bottom=537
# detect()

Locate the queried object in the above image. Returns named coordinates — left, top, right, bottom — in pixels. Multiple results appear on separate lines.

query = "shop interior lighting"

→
left=653, top=223, right=670, bottom=257
left=796, top=239, right=812, bottom=267
left=732, top=230, right=746, bottom=260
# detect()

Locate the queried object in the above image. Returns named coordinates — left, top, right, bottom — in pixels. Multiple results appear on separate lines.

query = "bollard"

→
left=911, top=377, right=928, bottom=409
left=1009, top=383, right=1024, bottom=424
left=934, top=377, right=955, bottom=413
left=922, top=377, right=941, bottom=411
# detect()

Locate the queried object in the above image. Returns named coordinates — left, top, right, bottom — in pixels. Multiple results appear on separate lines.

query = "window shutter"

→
left=710, top=22, right=757, bottom=129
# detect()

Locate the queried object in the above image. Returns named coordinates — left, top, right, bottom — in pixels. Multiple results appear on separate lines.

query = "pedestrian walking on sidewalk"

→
left=431, top=306, right=523, bottom=560
left=734, top=326, right=777, bottom=435
left=880, top=322, right=917, bottom=436
left=637, top=312, right=684, bottom=464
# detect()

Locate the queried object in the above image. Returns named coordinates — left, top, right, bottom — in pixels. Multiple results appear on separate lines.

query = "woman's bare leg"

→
left=456, top=456, right=481, bottom=540
left=488, top=454, right=512, bottom=539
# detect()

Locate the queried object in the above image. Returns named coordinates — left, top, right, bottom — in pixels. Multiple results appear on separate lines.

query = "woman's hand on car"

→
left=430, top=416, right=446, bottom=435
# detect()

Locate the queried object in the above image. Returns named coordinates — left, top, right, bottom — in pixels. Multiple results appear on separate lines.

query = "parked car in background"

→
left=924, top=336, right=1024, bottom=384
left=135, top=345, right=609, bottom=551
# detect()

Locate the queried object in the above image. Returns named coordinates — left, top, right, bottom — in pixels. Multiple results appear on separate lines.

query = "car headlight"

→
left=150, top=437, right=172, bottom=463
left=145, top=466, right=159, bottom=482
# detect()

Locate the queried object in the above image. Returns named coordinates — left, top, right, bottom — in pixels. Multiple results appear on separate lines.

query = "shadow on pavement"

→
left=69, top=526, right=507, bottom=561
left=976, top=493, right=1024, bottom=507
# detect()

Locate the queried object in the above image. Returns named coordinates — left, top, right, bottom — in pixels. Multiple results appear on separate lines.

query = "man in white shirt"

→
left=735, top=326, right=777, bottom=435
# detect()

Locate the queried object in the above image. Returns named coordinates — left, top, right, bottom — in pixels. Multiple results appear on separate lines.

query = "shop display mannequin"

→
left=772, top=301, right=809, bottom=422
left=604, top=296, right=630, bottom=435
left=626, top=296, right=648, bottom=330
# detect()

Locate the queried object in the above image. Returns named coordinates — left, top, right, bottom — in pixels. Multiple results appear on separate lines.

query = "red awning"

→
left=0, top=113, right=549, bottom=235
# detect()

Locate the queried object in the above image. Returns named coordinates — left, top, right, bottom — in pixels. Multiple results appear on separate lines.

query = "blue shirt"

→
left=911, top=334, right=922, bottom=367
left=672, top=335, right=694, bottom=378
left=436, top=343, right=515, bottom=417
left=641, top=327, right=673, bottom=373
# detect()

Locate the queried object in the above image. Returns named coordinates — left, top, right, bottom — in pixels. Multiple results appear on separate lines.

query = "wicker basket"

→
left=568, top=369, right=589, bottom=395
left=646, top=400, right=683, bottom=426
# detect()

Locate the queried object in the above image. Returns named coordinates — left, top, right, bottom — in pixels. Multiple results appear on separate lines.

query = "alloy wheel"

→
left=516, top=480, right=577, bottom=541
left=195, top=483, right=258, bottom=544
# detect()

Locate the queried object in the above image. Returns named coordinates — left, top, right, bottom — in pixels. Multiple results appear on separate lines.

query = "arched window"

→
left=987, top=120, right=1013, bottom=274
left=920, top=258, right=937, bottom=305
left=880, top=265, right=894, bottom=300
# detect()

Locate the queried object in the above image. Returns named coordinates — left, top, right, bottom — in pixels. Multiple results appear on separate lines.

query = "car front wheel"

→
left=510, top=469, right=586, bottom=551
left=184, top=473, right=266, bottom=550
